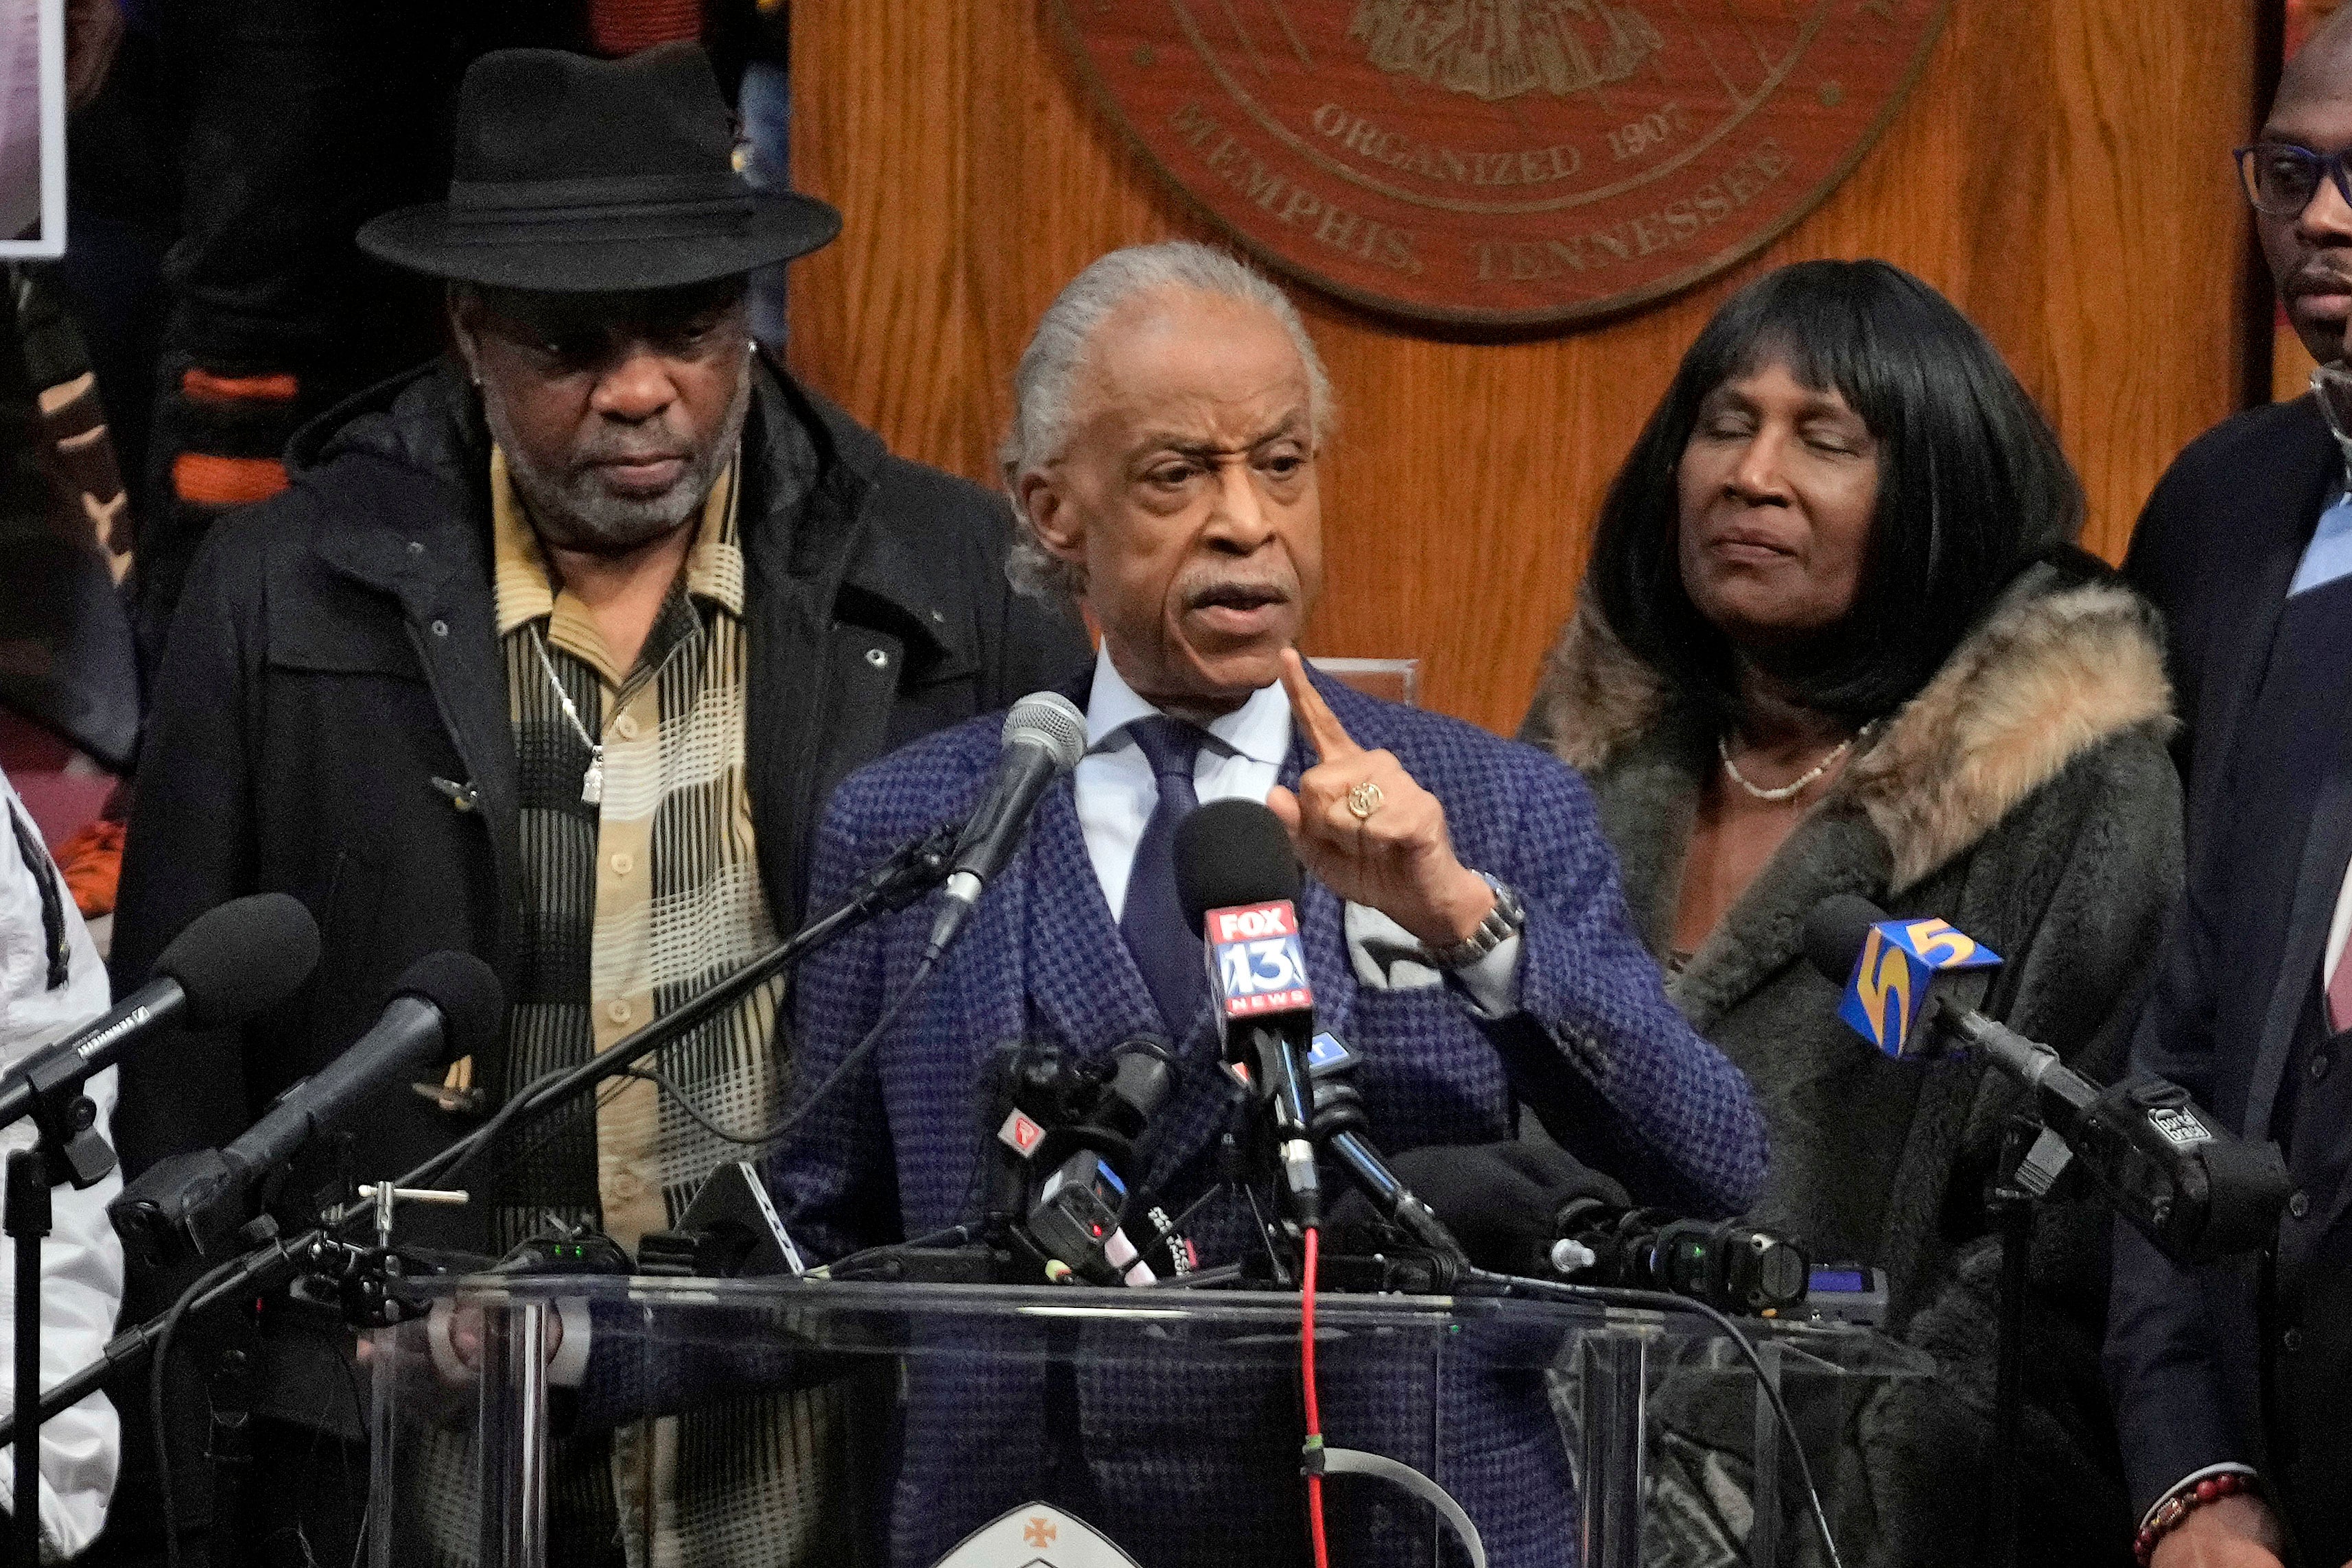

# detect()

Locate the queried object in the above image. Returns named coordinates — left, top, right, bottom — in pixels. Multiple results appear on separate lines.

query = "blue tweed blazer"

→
left=771, top=670, right=1767, bottom=1567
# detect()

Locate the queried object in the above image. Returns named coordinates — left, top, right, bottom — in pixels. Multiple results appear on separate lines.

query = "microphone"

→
left=978, top=1038, right=1177, bottom=1285
left=1802, top=894, right=2000, bottom=1058
left=0, top=892, right=320, bottom=1187
left=1341, top=1140, right=1809, bottom=1314
left=1332, top=1139, right=1623, bottom=1278
left=1804, top=896, right=2290, bottom=1263
left=925, top=692, right=1088, bottom=960
left=1175, top=798, right=1321, bottom=1227
left=110, top=950, right=504, bottom=1263
left=1306, top=1064, right=1464, bottom=1264
left=1549, top=1178, right=1811, bottom=1317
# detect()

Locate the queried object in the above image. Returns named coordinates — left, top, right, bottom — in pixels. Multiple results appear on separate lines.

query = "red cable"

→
left=1302, top=1225, right=1330, bottom=1568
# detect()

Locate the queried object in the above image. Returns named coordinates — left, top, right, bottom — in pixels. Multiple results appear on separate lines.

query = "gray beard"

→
left=482, top=370, right=753, bottom=554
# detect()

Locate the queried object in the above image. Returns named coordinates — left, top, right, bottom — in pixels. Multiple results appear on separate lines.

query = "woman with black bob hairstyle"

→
left=1586, top=257, right=2086, bottom=726
left=1525, top=259, right=2181, bottom=1568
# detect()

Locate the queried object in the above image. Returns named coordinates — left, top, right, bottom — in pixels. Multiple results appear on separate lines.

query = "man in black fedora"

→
left=99, top=43, right=1087, bottom=1567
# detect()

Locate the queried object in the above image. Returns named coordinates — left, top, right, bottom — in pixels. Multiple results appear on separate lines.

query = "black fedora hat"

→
left=358, top=43, right=840, bottom=293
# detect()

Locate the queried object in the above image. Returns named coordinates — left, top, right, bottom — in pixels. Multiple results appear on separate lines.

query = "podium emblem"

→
left=1054, top=0, right=1949, bottom=326
left=930, top=1502, right=1146, bottom=1567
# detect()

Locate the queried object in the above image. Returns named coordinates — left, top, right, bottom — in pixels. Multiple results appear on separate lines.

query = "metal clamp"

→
left=357, top=1183, right=469, bottom=1248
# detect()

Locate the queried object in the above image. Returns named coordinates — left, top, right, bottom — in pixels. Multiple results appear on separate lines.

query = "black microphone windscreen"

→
left=1174, top=799, right=1301, bottom=931
left=153, top=892, right=322, bottom=1030
left=1364, top=1141, right=1609, bottom=1271
left=1488, top=1138, right=1633, bottom=1212
left=1803, top=893, right=1890, bottom=986
left=390, top=951, right=505, bottom=1062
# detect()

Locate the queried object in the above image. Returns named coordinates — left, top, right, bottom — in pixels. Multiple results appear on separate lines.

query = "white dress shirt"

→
left=0, top=770, right=124, bottom=1557
left=1073, top=649, right=1521, bottom=1015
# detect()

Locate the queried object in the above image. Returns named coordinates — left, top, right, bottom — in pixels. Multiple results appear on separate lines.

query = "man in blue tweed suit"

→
left=769, top=242, right=1767, bottom=1567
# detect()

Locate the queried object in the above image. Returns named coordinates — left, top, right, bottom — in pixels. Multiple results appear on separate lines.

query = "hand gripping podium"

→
left=364, top=1276, right=1927, bottom=1568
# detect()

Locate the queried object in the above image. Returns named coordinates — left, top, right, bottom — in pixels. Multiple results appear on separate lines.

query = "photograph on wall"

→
left=0, top=0, right=62, bottom=256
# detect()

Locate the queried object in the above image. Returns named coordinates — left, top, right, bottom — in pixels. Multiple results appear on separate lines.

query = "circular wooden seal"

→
left=1055, top=0, right=1949, bottom=327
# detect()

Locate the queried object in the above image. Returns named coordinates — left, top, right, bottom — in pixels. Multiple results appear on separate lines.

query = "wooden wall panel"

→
left=789, top=1, right=2259, bottom=736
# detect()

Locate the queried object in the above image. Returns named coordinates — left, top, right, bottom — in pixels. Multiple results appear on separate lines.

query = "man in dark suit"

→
left=2121, top=16, right=2352, bottom=797
left=769, top=241, right=1766, bottom=1567
left=2106, top=14, right=2352, bottom=1567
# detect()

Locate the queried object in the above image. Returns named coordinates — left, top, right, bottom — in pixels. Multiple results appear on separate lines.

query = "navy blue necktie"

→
left=1120, top=715, right=1208, bottom=1034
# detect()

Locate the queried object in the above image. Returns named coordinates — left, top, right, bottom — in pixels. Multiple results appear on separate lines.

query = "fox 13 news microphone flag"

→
left=1175, top=798, right=1322, bottom=1226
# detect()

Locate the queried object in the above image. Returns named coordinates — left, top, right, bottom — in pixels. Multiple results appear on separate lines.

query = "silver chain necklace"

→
left=529, top=625, right=607, bottom=805
left=1717, top=731, right=1855, bottom=803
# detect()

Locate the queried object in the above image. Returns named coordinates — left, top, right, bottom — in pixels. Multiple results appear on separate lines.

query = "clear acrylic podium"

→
left=364, top=1275, right=1929, bottom=1568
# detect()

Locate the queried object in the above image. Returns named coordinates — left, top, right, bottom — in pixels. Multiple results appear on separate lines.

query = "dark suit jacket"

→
left=771, top=671, right=1769, bottom=1567
left=2120, top=393, right=2337, bottom=800
left=112, top=359, right=1090, bottom=1193
left=2106, top=396, right=2352, bottom=1560
left=99, top=359, right=1090, bottom=1552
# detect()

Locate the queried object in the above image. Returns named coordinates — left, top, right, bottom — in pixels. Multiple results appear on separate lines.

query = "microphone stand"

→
left=5, top=1150, right=45, bottom=1566
left=0, top=1023, right=122, bottom=1565
left=0, top=822, right=965, bottom=1474
left=410, top=821, right=958, bottom=1195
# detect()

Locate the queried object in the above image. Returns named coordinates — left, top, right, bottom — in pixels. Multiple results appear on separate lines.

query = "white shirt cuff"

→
left=548, top=1298, right=592, bottom=1388
left=1342, top=903, right=1523, bottom=1017
left=1448, top=934, right=1522, bottom=1019
left=427, top=1296, right=592, bottom=1388
left=2139, top=1463, right=2259, bottom=1533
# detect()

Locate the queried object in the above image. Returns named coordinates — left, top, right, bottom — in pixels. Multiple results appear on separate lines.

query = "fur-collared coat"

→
left=1522, top=556, right=2183, bottom=1568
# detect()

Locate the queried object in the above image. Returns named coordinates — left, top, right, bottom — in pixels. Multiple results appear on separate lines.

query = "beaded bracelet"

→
left=2134, top=1471, right=2249, bottom=1567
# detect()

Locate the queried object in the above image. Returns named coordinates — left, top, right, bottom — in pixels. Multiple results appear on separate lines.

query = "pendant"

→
left=581, top=745, right=605, bottom=807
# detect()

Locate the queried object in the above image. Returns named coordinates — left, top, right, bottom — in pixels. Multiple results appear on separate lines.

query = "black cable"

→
left=620, top=1065, right=788, bottom=1149
left=419, top=838, right=951, bottom=1200
left=760, top=951, right=939, bottom=1158
left=428, top=1055, right=608, bottom=1192
left=1240, top=1183, right=1292, bottom=1287
left=506, top=955, right=947, bottom=1276
left=150, top=1252, right=253, bottom=1568
left=1153, top=1261, right=1247, bottom=1290
left=1123, top=1181, right=1229, bottom=1268
left=333, top=1344, right=369, bottom=1568
left=468, top=1076, right=634, bottom=1208
left=816, top=1223, right=984, bottom=1280
left=436, top=933, right=926, bottom=1198
left=1471, top=1269, right=1846, bottom=1568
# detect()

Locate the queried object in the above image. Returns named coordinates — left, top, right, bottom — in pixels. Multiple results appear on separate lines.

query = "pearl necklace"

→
left=1717, top=731, right=1855, bottom=803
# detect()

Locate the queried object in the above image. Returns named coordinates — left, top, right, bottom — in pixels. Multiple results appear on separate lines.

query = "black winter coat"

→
left=109, top=359, right=1090, bottom=1197
left=1525, top=558, right=2185, bottom=1568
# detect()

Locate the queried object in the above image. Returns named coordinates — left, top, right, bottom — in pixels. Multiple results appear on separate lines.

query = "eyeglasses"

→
left=2237, top=143, right=2352, bottom=215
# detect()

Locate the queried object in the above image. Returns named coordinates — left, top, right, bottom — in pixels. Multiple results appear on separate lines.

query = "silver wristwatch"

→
left=1418, top=873, right=1525, bottom=970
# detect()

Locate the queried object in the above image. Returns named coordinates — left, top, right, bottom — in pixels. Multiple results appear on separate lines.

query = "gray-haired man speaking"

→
left=768, top=241, right=1765, bottom=1566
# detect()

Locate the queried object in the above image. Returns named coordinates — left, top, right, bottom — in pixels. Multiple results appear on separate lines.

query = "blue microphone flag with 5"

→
left=1836, top=917, right=2000, bottom=1058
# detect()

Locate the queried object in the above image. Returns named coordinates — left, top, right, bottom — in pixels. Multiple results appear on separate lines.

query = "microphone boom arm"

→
left=0, top=821, right=967, bottom=1458
left=416, top=820, right=961, bottom=1193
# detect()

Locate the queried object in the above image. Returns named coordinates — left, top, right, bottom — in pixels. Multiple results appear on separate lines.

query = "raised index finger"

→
left=1280, top=648, right=1362, bottom=761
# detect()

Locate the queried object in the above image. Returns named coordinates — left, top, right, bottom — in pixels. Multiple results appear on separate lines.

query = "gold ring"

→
left=1346, top=781, right=1385, bottom=820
